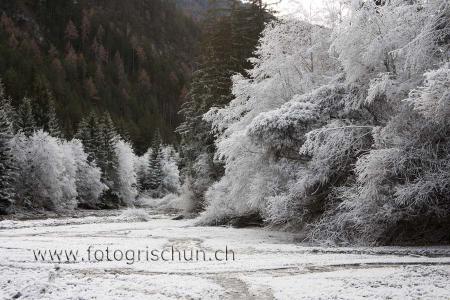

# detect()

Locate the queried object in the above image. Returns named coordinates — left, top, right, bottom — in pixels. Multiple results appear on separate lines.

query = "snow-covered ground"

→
left=1, top=209, right=450, bottom=299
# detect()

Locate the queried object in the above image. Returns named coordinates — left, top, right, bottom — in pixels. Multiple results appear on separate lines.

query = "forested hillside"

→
left=0, top=0, right=200, bottom=152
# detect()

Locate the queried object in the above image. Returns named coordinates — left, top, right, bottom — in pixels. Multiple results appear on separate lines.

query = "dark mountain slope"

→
left=175, top=0, right=231, bottom=20
left=0, top=0, right=200, bottom=152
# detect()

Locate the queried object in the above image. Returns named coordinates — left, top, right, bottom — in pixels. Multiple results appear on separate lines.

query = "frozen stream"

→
left=1, top=209, right=450, bottom=299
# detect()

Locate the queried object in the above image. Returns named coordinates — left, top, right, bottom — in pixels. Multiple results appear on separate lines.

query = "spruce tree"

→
left=231, top=0, right=270, bottom=72
left=0, top=81, right=17, bottom=130
left=76, top=112, right=102, bottom=163
left=97, top=112, right=120, bottom=207
left=46, top=93, right=62, bottom=138
left=17, top=97, right=36, bottom=137
left=0, top=108, right=15, bottom=214
left=147, top=129, right=163, bottom=193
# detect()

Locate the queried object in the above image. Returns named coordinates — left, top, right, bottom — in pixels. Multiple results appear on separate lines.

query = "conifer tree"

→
left=147, top=129, right=163, bottom=192
left=65, top=20, right=79, bottom=41
left=17, top=97, right=36, bottom=137
left=0, top=81, right=16, bottom=130
left=75, top=112, right=100, bottom=162
left=97, top=112, right=121, bottom=207
left=0, top=108, right=16, bottom=214
left=231, top=0, right=270, bottom=72
left=47, top=93, right=62, bottom=138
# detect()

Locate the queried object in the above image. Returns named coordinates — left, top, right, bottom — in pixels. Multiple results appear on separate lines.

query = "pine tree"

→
left=0, top=108, right=15, bottom=214
left=231, top=0, right=271, bottom=73
left=0, top=80, right=16, bottom=130
left=17, top=97, right=36, bottom=137
left=75, top=112, right=100, bottom=162
left=97, top=112, right=121, bottom=207
left=147, top=129, right=163, bottom=192
left=65, top=20, right=79, bottom=41
left=46, top=92, right=62, bottom=138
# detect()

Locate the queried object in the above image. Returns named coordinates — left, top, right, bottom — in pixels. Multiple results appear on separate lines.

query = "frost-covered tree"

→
left=160, top=145, right=181, bottom=195
left=201, top=19, right=337, bottom=224
left=65, top=139, right=107, bottom=208
left=115, top=139, right=138, bottom=206
left=12, top=131, right=78, bottom=210
left=311, top=63, right=450, bottom=245
left=303, top=0, right=450, bottom=244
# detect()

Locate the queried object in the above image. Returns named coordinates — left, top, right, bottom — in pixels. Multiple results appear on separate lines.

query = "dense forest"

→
left=0, top=0, right=200, bottom=152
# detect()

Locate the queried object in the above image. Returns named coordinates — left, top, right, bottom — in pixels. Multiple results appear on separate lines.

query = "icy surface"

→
left=1, top=209, right=449, bottom=299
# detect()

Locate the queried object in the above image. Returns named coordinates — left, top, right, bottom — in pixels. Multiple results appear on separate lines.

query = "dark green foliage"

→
left=0, top=106, right=15, bottom=215
left=0, top=0, right=201, bottom=153
left=75, top=112, right=101, bottom=162
left=97, top=112, right=119, bottom=187
left=147, top=129, right=163, bottom=193
left=46, top=93, right=62, bottom=138
left=16, top=97, right=36, bottom=137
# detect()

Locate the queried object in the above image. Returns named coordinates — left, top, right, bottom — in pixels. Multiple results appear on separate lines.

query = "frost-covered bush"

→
left=12, top=131, right=78, bottom=210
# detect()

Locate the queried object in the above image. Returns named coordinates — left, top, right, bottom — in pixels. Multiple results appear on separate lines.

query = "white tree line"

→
left=0, top=90, right=181, bottom=214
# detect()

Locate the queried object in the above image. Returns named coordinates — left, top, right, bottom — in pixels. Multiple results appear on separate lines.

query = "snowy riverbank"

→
left=1, top=209, right=450, bottom=299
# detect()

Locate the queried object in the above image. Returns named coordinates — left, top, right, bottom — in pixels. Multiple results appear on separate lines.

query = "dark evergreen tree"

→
left=231, top=0, right=270, bottom=72
left=97, top=112, right=121, bottom=207
left=75, top=112, right=100, bottom=162
left=0, top=81, right=17, bottom=130
left=16, top=97, right=36, bottom=137
left=46, top=93, right=62, bottom=138
left=0, top=108, right=15, bottom=214
left=147, top=129, right=163, bottom=193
